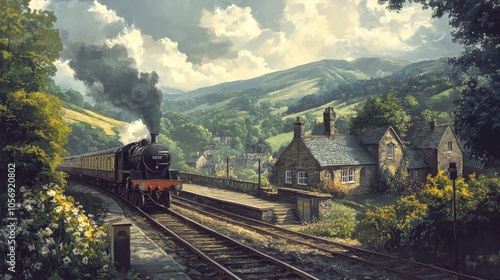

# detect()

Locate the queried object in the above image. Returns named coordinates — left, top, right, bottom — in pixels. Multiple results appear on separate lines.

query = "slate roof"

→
left=302, top=135, right=376, bottom=167
left=406, top=149, right=429, bottom=169
left=411, top=125, right=449, bottom=149
left=360, top=126, right=401, bottom=145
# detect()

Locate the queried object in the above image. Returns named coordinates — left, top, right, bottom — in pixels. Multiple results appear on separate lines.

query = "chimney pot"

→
left=293, top=117, right=304, bottom=139
left=429, top=119, right=437, bottom=131
left=323, top=107, right=336, bottom=136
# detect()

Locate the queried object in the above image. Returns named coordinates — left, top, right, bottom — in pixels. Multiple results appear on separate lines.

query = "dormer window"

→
left=387, top=143, right=395, bottom=159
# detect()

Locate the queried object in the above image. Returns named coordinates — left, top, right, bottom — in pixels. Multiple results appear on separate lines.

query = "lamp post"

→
left=448, top=162, right=458, bottom=270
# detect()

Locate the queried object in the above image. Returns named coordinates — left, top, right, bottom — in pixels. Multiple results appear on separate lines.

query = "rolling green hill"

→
left=61, top=57, right=459, bottom=156
left=62, top=105, right=125, bottom=136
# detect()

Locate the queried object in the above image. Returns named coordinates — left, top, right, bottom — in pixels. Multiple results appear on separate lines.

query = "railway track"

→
left=141, top=205, right=318, bottom=279
left=75, top=180, right=318, bottom=279
left=172, top=195, right=484, bottom=280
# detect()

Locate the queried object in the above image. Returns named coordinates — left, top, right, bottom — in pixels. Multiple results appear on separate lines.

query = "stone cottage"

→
left=275, top=107, right=463, bottom=193
left=408, top=120, right=463, bottom=181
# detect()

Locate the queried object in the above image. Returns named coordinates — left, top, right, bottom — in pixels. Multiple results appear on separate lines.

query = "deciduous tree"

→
left=350, top=92, right=411, bottom=137
left=378, top=0, right=500, bottom=162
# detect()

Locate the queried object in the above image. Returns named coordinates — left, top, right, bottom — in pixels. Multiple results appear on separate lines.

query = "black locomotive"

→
left=60, top=133, right=182, bottom=208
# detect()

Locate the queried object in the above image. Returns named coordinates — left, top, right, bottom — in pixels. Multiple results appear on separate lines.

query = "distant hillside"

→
left=62, top=104, right=125, bottom=136
left=163, top=57, right=407, bottom=113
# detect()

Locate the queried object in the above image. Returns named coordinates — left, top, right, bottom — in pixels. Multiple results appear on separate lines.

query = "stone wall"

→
left=275, top=138, right=321, bottom=190
left=437, top=127, right=463, bottom=178
left=378, top=129, right=404, bottom=174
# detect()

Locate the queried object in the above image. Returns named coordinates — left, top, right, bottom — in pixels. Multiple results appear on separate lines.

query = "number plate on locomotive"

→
left=151, top=155, right=164, bottom=160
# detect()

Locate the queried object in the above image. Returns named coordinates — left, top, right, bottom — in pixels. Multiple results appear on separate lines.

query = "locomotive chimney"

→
left=151, top=133, right=158, bottom=143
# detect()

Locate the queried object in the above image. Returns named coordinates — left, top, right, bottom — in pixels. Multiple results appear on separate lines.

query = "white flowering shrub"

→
left=0, top=184, right=114, bottom=279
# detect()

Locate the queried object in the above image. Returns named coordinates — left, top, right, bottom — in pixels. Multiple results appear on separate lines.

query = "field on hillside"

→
left=62, top=107, right=125, bottom=136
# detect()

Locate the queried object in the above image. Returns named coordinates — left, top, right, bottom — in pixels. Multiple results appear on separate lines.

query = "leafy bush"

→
left=356, top=205, right=397, bottom=251
left=0, top=184, right=115, bottom=279
left=318, top=180, right=349, bottom=199
left=300, top=202, right=358, bottom=239
left=356, top=170, right=500, bottom=277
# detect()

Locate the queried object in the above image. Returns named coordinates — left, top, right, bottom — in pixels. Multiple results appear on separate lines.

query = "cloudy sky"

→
left=31, top=0, right=463, bottom=93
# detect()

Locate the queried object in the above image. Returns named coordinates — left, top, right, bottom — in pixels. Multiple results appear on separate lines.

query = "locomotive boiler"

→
left=60, top=133, right=182, bottom=208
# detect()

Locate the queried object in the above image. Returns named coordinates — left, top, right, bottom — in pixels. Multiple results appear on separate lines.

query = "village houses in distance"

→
left=186, top=107, right=468, bottom=195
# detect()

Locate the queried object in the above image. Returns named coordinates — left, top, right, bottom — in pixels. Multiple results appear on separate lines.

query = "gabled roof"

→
left=302, top=135, right=376, bottom=167
left=411, top=125, right=450, bottom=149
left=360, top=126, right=403, bottom=145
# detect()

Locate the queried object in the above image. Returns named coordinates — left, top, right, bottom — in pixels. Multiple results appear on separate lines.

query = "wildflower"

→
left=82, top=256, right=88, bottom=265
left=41, top=246, right=49, bottom=255
left=33, top=262, right=42, bottom=270
left=63, top=256, right=71, bottom=264
left=28, top=244, right=35, bottom=251
left=96, top=230, right=106, bottom=239
left=102, top=264, right=108, bottom=270
left=43, top=185, right=49, bottom=190
left=43, top=227, right=53, bottom=236
left=47, top=189, right=56, bottom=197
left=73, top=248, right=82, bottom=255
left=72, top=209, right=79, bottom=216
left=20, top=186, right=26, bottom=192
left=54, top=206, right=62, bottom=213
left=45, top=238, right=55, bottom=245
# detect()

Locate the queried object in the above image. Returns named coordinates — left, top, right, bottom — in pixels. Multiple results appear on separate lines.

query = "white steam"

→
left=118, top=120, right=150, bottom=144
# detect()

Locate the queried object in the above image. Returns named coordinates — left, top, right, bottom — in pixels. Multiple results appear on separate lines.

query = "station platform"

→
left=178, top=183, right=298, bottom=224
left=69, top=184, right=191, bottom=280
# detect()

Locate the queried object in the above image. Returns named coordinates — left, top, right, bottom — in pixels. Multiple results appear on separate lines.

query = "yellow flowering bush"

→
left=0, top=184, right=113, bottom=279
left=357, top=170, right=500, bottom=277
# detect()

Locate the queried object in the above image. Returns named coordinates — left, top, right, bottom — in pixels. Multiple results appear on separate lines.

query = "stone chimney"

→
left=294, top=117, right=304, bottom=139
left=429, top=119, right=437, bottom=131
left=323, top=107, right=336, bottom=136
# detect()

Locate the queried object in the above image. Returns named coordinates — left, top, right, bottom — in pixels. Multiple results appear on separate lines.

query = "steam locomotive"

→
left=60, top=133, right=182, bottom=208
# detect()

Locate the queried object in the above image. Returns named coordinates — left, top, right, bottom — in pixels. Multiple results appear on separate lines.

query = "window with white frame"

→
left=342, top=168, right=355, bottom=183
left=285, top=170, right=292, bottom=183
left=387, top=143, right=395, bottom=159
left=297, top=171, right=308, bottom=185
left=341, top=169, right=347, bottom=183
left=348, top=168, right=354, bottom=182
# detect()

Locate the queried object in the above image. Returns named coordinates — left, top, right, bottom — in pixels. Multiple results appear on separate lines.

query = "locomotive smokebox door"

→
left=448, top=162, right=457, bottom=180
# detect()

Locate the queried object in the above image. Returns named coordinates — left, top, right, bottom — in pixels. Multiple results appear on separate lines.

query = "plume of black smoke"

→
left=67, top=43, right=162, bottom=133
